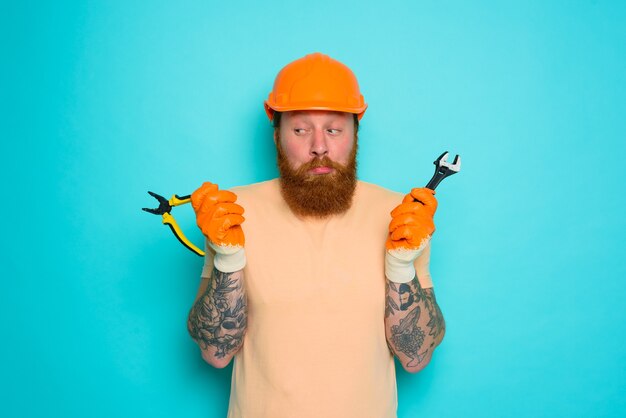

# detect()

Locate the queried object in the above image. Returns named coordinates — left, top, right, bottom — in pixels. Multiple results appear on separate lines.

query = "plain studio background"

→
left=2, top=1, right=625, bottom=417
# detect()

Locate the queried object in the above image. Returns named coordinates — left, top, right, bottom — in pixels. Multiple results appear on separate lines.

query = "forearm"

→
left=187, top=267, right=248, bottom=368
left=384, top=276, right=445, bottom=373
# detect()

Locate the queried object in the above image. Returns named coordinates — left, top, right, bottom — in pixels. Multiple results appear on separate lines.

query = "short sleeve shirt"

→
left=202, top=179, right=433, bottom=418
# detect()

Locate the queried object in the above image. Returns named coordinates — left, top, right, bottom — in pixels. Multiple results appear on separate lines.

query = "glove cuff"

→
left=385, top=248, right=425, bottom=283
left=208, top=241, right=247, bottom=273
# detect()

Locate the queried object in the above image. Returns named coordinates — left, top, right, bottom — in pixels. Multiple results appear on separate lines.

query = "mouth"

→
left=308, top=166, right=334, bottom=175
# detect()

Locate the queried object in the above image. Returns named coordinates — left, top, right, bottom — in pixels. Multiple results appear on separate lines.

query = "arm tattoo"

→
left=388, top=304, right=427, bottom=367
left=385, top=276, right=445, bottom=367
left=188, top=267, right=247, bottom=359
left=422, top=287, right=445, bottom=341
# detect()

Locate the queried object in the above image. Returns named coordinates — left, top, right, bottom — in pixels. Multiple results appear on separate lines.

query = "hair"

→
left=272, top=111, right=360, bottom=131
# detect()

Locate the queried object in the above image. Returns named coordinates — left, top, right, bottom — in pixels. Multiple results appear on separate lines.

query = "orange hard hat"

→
left=264, top=52, right=368, bottom=122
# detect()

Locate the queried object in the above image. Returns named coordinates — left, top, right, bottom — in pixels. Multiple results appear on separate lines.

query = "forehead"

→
left=284, top=110, right=351, bottom=123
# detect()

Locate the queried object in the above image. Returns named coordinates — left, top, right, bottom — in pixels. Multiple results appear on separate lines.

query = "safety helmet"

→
left=264, top=52, right=368, bottom=122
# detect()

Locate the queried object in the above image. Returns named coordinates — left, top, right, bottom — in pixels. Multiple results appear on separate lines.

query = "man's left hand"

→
left=385, top=188, right=438, bottom=283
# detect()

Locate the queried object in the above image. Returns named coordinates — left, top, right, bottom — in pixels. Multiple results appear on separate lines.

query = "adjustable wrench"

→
left=425, top=151, right=461, bottom=190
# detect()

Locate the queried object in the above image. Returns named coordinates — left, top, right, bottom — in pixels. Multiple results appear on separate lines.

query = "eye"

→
left=293, top=128, right=308, bottom=135
left=327, top=129, right=342, bottom=135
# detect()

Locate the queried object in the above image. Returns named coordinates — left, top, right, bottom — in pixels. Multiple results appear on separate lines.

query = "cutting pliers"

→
left=142, top=191, right=205, bottom=256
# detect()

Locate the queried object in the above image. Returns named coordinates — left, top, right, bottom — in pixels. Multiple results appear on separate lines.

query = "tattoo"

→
left=389, top=305, right=428, bottom=367
left=385, top=277, right=423, bottom=318
left=385, top=276, right=445, bottom=367
left=423, top=288, right=445, bottom=342
left=188, top=268, right=247, bottom=359
left=384, top=280, right=400, bottom=319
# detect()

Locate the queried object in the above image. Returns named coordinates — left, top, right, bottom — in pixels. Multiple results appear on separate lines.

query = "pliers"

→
left=142, top=191, right=205, bottom=256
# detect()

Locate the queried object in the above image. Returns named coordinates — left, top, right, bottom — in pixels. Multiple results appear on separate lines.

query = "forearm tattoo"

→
left=385, top=277, right=445, bottom=367
left=422, top=288, right=445, bottom=340
left=188, top=267, right=247, bottom=359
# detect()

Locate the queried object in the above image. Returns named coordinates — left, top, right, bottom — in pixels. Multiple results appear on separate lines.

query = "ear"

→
left=273, top=128, right=279, bottom=146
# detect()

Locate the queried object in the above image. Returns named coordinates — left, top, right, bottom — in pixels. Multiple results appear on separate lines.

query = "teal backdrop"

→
left=3, top=1, right=625, bottom=417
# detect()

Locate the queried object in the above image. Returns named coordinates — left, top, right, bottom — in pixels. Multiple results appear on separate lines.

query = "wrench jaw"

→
left=426, top=151, right=461, bottom=190
left=445, top=154, right=461, bottom=173
left=434, top=151, right=450, bottom=167
left=436, top=152, right=461, bottom=173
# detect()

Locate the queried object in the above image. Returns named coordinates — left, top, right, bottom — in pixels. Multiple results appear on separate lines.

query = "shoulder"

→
left=356, top=180, right=403, bottom=201
left=229, top=178, right=279, bottom=196
left=354, top=180, right=404, bottom=214
left=228, top=178, right=282, bottom=208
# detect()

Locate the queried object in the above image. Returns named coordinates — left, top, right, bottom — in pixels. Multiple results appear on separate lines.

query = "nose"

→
left=310, top=128, right=328, bottom=157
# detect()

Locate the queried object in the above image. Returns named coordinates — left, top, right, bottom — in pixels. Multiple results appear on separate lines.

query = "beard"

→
left=276, top=136, right=358, bottom=219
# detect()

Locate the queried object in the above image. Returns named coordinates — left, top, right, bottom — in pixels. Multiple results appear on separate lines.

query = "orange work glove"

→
left=191, top=182, right=246, bottom=273
left=385, top=188, right=438, bottom=283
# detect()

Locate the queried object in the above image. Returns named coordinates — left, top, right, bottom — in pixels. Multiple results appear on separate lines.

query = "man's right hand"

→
left=191, top=182, right=246, bottom=273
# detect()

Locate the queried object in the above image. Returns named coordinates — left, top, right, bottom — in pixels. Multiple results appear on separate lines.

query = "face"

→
left=276, top=110, right=356, bottom=173
left=274, top=110, right=359, bottom=218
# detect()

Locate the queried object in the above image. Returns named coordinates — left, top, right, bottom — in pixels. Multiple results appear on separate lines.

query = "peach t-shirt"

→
left=201, top=179, right=433, bottom=418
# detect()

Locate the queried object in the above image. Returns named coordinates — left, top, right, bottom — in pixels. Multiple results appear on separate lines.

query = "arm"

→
left=385, top=277, right=445, bottom=373
left=188, top=182, right=248, bottom=369
left=187, top=267, right=247, bottom=368
left=384, top=187, right=444, bottom=373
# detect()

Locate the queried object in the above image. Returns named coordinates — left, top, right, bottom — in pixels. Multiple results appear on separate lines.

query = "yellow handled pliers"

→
left=142, top=191, right=205, bottom=256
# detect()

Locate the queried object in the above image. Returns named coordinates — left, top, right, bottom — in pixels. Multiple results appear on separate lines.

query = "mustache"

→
left=296, top=156, right=345, bottom=174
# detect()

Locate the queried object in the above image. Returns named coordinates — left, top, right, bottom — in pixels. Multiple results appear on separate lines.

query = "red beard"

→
left=276, top=139, right=358, bottom=218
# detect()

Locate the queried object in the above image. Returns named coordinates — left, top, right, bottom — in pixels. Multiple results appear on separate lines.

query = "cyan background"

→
left=2, top=1, right=625, bottom=417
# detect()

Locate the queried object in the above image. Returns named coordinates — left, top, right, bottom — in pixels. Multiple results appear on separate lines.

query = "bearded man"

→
left=187, top=52, right=446, bottom=418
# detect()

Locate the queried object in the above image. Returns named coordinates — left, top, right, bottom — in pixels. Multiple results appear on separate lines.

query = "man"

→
left=187, top=52, right=445, bottom=418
